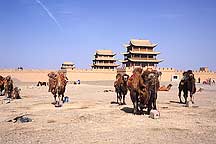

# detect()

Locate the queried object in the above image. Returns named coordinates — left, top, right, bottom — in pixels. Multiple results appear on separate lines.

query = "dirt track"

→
left=0, top=81, right=216, bottom=144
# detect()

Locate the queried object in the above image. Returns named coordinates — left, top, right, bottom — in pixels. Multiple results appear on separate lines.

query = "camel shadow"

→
left=110, top=101, right=118, bottom=104
left=120, top=107, right=134, bottom=114
left=169, top=101, right=183, bottom=104
left=120, top=107, right=148, bottom=115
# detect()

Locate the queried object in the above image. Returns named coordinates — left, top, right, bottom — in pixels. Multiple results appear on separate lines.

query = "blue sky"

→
left=0, top=0, right=216, bottom=71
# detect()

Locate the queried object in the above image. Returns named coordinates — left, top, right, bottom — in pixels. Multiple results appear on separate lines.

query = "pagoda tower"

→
left=92, top=50, right=119, bottom=69
left=120, top=39, right=163, bottom=68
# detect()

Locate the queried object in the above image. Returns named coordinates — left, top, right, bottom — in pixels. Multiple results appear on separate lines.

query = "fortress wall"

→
left=0, top=69, right=117, bottom=82
left=193, top=71, right=216, bottom=82
left=0, top=68, right=215, bottom=83
left=125, top=67, right=216, bottom=82
left=66, top=69, right=117, bottom=81
left=0, top=69, right=51, bottom=82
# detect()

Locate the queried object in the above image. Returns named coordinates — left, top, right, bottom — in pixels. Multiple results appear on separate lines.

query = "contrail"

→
left=35, top=0, right=63, bottom=31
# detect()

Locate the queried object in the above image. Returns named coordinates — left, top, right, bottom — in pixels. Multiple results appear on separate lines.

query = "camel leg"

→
left=119, top=93, right=122, bottom=105
left=134, top=99, right=138, bottom=114
left=190, top=92, right=194, bottom=104
left=123, top=94, right=126, bottom=105
left=153, top=92, right=157, bottom=110
left=116, top=93, right=119, bottom=104
left=183, top=90, right=188, bottom=104
left=130, top=91, right=138, bottom=114
left=53, top=94, right=57, bottom=104
left=147, top=91, right=154, bottom=114
left=61, top=93, right=64, bottom=102
left=178, top=89, right=183, bottom=103
left=58, top=93, right=61, bottom=104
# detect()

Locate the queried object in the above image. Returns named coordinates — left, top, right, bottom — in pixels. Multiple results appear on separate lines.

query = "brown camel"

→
left=48, top=71, right=67, bottom=106
left=0, top=75, right=5, bottom=96
left=4, top=76, right=14, bottom=98
left=128, top=67, right=149, bottom=114
left=114, top=73, right=129, bottom=105
left=158, top=84, right=172, bottom=91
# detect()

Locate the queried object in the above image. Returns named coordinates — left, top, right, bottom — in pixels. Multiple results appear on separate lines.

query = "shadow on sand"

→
left=120, top=107, right=133, bottom=114
left=120, top=107, right=148, bottom=115
left=169, top=101, right=184, bottom=104
left=110, top=101, right=118, bottom=104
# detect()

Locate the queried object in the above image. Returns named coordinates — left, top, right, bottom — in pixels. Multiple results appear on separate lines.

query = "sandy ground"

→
left=0, top=81, right=216, bottom=144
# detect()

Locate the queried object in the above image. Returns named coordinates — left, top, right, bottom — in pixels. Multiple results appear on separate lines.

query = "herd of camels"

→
left=0, top=67, right=196, bottom=115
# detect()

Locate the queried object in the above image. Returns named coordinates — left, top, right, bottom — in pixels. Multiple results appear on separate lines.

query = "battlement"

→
left=0, top=67, right=215, bottom=82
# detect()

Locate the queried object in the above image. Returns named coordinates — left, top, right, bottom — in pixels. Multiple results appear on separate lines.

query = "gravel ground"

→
left=0, top=81, right=216, bottom=144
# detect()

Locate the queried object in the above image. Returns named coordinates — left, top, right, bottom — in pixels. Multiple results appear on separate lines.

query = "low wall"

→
left=125, top=67, right=216, bottom=82
left=0, top=69, right=51, bottom=82
left=66, top=69, right=117, bottom=81
left=0, top=68, right=215, bottom=83
left=0, top=69, right=117, bottom=82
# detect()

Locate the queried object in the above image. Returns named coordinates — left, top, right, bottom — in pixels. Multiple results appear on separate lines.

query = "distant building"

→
left=120, top=39, right=163, bottom=68
left=92, top=50, right=119, bottom=69
left=199, top=67, right=209, bottom=72
left=61, top=62, right=75, bottom=70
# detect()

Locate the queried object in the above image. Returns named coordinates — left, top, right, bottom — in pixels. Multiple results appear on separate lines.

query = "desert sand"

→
left=0, top=81, right=216, bottom=144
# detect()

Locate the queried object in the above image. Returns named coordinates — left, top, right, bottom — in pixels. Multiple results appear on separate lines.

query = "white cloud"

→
left=35, top=0, right=63, bottom=31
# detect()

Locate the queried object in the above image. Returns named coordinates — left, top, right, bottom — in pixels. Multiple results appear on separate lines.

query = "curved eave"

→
left=95, top=53, right=116, bottom=56
left=92, top=64, right=120, bottom=67
left=128, top=58, right=163, bottom=63
left=119, top=60, right=128, bottom=63
left=121, top=52, right=129, bottom=55
left=132, top=43, right=158, bottom=48
left=129, top=51, right=160, bottom=55
left=123, top=44, right=130, bottom=48
left=93, top=58, right=117, bottom=61
left=130, top=41, right=158, bottom=48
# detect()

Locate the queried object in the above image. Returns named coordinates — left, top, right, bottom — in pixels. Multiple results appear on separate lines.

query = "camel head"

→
left=122, top=74, right=129, bottom=82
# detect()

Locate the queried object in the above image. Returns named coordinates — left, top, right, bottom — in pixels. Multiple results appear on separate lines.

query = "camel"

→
left=11, top=87, right=21, bottom=99
left=48, top=72, right=68, bottom=106
left=158, top=84, right=172, bottom=91
left=145, top=70, right=161, bottom=114
left=0, top=75, right=5, bottom=96
left=178, top=70, right=196, bottom=104
left=128, top=67, right=161, bottom=115
left=4, top=76, right=14, bottom=98
left=37, top=81, right=47, bottom=86
left=114, top=73, right=129, bottom=105
left=128, top=67, right=150, bottom=114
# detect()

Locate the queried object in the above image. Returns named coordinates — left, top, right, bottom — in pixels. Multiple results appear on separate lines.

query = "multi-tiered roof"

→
left=61, top=62, right=75, bottom=70
left=121, top=39, right=163, bottom=68
left=92, top=50, right=119, bottom=69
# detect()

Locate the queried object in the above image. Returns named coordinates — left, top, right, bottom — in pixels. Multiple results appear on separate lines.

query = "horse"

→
left=178, top=70, right=196, bottom=104
left=114, top=73, right=129, bottom=105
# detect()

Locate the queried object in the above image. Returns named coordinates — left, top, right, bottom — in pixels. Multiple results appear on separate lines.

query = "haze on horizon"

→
left=0, top=0, right=216, bottom=71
